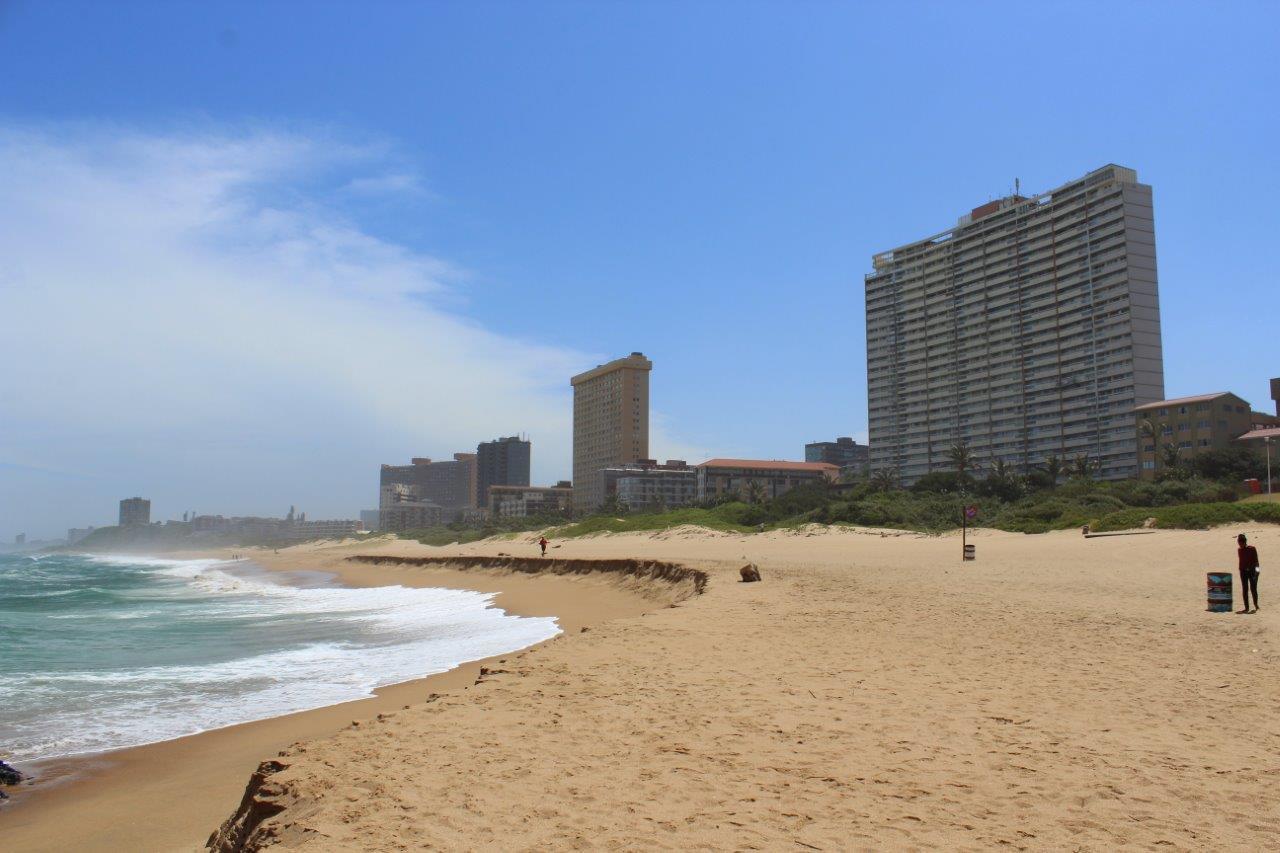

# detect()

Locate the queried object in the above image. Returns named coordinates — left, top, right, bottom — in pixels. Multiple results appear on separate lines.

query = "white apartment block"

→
left=865, top=164, right=1165, bottom=483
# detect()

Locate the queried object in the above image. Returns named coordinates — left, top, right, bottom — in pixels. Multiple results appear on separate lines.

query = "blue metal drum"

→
left=1206, top=572, right=1233, bottom=612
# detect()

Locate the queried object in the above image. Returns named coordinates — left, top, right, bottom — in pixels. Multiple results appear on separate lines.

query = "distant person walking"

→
left=539, top=536, right=548, bottom=557
left=1237, top=533, right=1261, bottom=613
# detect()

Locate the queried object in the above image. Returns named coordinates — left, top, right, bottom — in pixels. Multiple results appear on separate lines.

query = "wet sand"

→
left=1, top=540, right=669, bottom=852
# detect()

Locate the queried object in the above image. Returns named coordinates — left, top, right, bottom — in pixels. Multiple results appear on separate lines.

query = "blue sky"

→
left=2, top=1, right=1278, bottom=539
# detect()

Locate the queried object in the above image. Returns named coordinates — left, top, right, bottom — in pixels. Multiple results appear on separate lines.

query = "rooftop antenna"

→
left=1015, top=177, right=1021, bottom=196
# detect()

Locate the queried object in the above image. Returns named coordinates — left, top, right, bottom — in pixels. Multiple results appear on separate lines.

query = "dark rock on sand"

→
left=0, top=761, right=25, bottom=786
left=740, top=563, right=762, bottom=583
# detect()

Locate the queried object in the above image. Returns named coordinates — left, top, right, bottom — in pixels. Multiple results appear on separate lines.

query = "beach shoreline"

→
left=6, top=525, right=1279, bottom=851
left=1, top=537, right=678, bottom=852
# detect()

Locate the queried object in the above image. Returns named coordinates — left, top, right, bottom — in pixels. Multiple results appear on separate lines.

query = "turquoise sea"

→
left=0, top=553, right=559, bottom=763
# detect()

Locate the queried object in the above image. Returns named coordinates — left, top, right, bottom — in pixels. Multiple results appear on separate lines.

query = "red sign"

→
left=964, top=505, right=978, bottom=519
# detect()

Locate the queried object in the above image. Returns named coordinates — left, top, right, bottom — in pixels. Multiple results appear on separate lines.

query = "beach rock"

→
left=740, top=564, right=762, bottom=583
left=0, top=761, right=24, bottom=786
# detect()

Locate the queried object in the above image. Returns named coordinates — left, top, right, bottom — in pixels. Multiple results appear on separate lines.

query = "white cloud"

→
left=0, top=124, right=603, bottom=536
left=340, top=172, right=430, bottom=197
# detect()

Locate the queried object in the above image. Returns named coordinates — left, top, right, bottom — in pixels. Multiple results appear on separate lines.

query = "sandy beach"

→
left=6, top=525, right=1280, bottom=850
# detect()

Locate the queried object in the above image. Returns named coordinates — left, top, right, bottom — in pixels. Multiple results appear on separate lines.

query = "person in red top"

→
left=1237, top=533, right=1261, bottom=613
left=538, top=536, right=548, bottom=557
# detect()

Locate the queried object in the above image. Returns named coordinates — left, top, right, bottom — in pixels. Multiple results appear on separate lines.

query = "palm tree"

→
left=744, top=479, right=767, bottom=505
left=1140, top=417, right=1169, bottom=475
left=870, top=467, right=899, bottom=492
left=1041, top=454, right=1063, bottom=485
left=947, top=441, right=977, bottom=480
left=1160, top=443, right=1182, bottom=472
left=1070, top=454, right=1098, bottom=481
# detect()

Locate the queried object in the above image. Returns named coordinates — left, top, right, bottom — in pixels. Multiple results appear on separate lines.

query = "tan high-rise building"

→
left=571, top=352, right=652, bottom=510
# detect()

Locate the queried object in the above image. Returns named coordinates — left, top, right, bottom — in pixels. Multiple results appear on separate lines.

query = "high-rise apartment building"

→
left=865, top=164, right=1165, bottom=483
left=119, top=497, right=151, bottom=526
left=476, top=436, right=532, bottom=508
left=571, top=352, right=651, bottom=511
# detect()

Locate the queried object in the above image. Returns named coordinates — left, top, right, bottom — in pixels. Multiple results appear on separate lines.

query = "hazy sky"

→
left=2, top=1, right=1278, bottom=539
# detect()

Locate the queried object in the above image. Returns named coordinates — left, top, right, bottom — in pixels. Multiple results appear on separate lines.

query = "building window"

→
left=1142, top=460, right=1155, bottom=470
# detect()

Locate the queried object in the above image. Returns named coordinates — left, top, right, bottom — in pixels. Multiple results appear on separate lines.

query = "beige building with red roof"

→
left=696, top=459, right=838, bottom=503
left=1133, top=392, right=1280, bottom=479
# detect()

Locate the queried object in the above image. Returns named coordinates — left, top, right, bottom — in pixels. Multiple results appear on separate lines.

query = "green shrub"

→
left=1092, top=502, right=1280, bottom=532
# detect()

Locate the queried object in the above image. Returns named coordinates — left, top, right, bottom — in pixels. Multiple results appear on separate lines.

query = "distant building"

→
left=67, top=527, right=95, bottom=545
left=601, top=459, right=696, bottom=512
left=287, top=519, right=364, bottom=540
left=805, top=437, right=870, bottom=478
left=489, top=483, right=574, bottom=519
left=1272, top=377, right=1280, bottom=417
left=696, top=459, right=839, bottom=503
left=380, top=455, right=477, bottom=518
left=572, top=352, right=651, bottom=512
left=14, top=533, right=25, bottom=546
left=1133, top=392, right=1280, bottom=479
left=119, top=497, right=151, bottom=527
left=359, top=509, right=381, bottom=532
left=378, top=483, right=445, bottom=532
left=476, top=436, right=531, bottom=508
left=866, top=165, right=1165, bottom=484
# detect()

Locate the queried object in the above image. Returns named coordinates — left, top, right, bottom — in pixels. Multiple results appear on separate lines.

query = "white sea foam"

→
left=3, top=556, right=560, bottom=761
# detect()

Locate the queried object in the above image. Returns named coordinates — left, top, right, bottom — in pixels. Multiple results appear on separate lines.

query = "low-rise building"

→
left=286, top=519, right=364, bottom=540
left=380, top=455, right=477, bottom=516
left=378, top=483, right=444, bottom=531
left=601, top=459, right=696, bottom=511
left=67, top=527, right=95, bottom=545
left=805, top=437, right=870, bottom=478
left=489, top=482, right=574, bottom=519
left=1134, top=392, right=1279, bottom=478
left=696, top=459, right=839, bottom=502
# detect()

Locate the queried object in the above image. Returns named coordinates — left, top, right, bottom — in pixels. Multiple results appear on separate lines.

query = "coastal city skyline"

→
left=3, top=3, right=1279, bottom=539
left=5, top=6, right=1280, bottom=850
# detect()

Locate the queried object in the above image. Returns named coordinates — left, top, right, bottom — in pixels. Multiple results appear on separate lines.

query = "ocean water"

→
left=0, top=553, right=560, bottom=763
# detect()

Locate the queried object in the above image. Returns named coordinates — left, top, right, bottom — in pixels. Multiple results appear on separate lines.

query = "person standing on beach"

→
left=1237, top=533, right=1261, bottom=613
left=539, top=536, right=548, bottom=557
